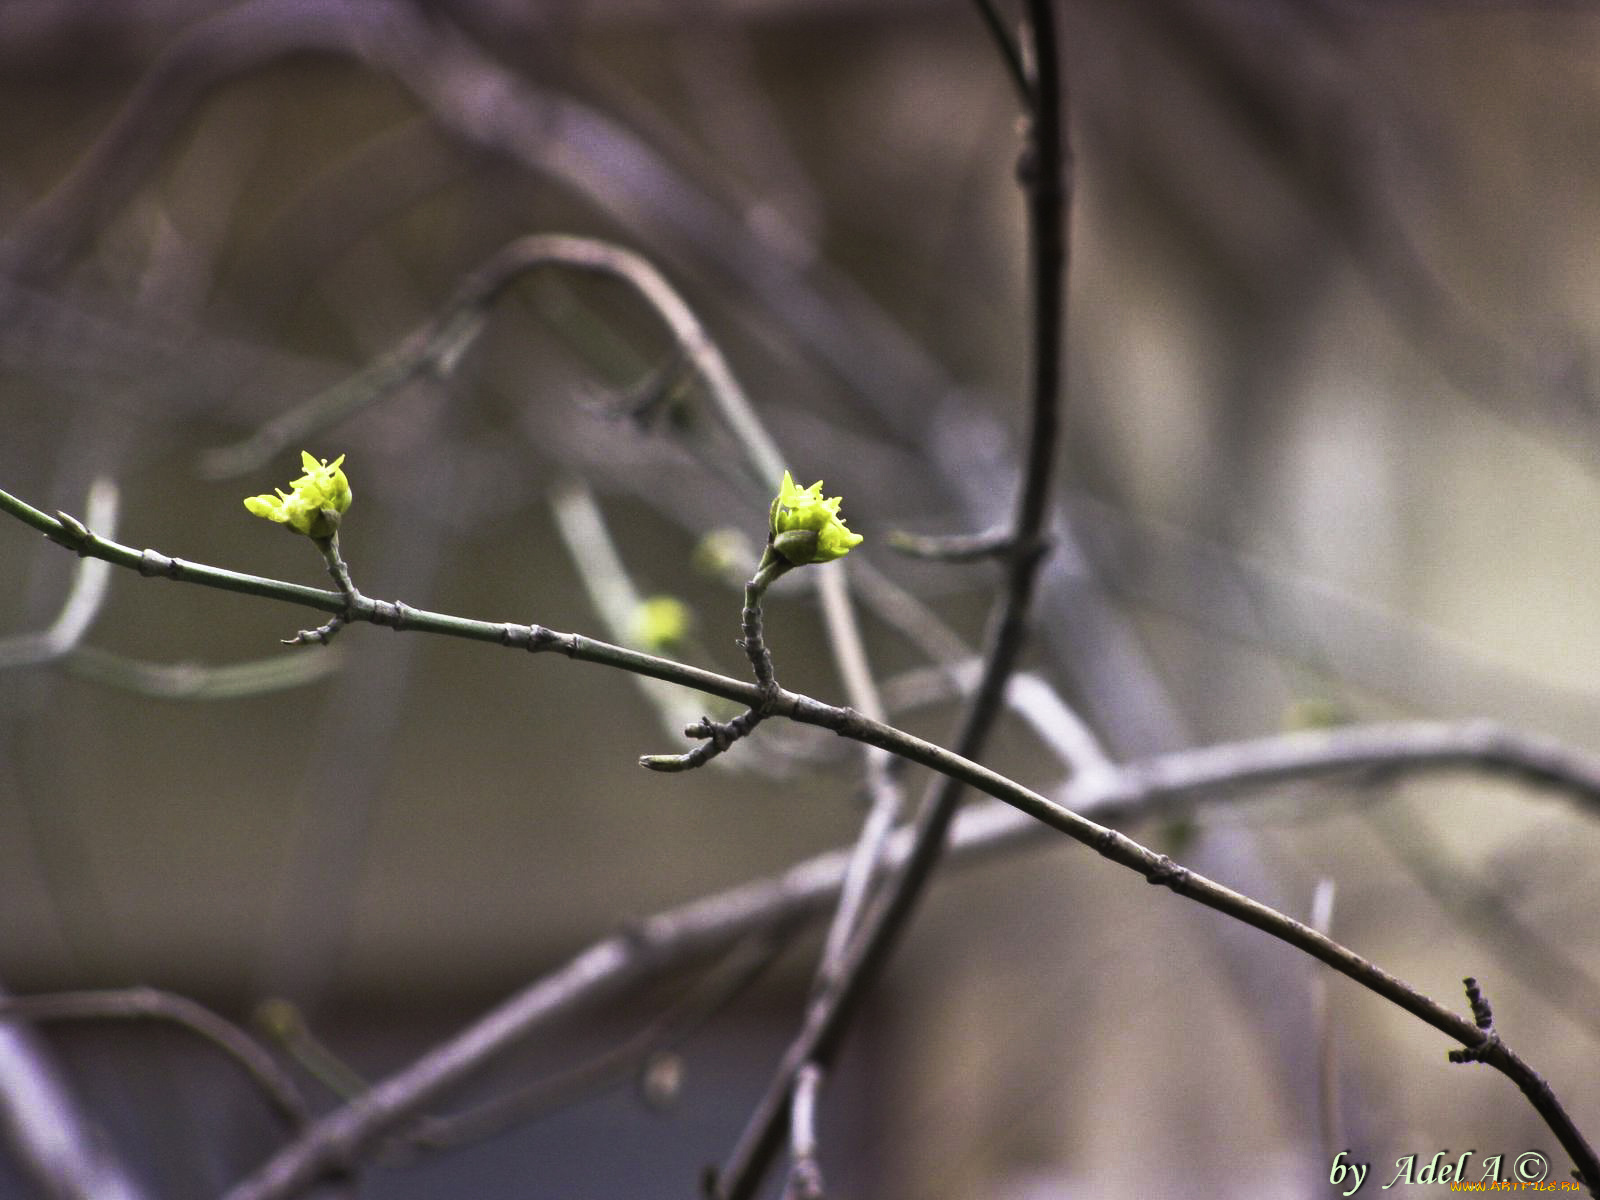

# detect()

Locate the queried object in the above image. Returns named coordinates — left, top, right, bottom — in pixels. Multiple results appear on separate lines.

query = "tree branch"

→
left=0, top=988, right=309, bottom=1132
left=7, top=488, right=1600, bottom=1195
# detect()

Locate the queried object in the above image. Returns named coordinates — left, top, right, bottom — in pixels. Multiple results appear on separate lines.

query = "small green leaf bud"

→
left=244, top=451, right=352, bottom=539
left=768, top=470, right=862, bottom=566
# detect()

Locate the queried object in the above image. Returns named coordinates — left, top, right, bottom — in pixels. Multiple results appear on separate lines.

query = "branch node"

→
left=1144, top=854, right=1189, bottom=891
left=526, top=624, right=568, bottom=655
left=1463, top=976, right=1496, bottom=1031
left=829, top=706, right=868, bottom=739
left=50, top=509, right=93, bottom=554
left=138, top=548, right=179, bottom=578
left=644, top=708, right=764, bottom=772
left=1449, top=977, right=1502, bottom=1064
left=284, top=616, right=344, bottom=647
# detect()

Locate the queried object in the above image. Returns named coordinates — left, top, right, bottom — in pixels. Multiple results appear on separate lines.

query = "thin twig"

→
left=966, top=0, right=1031, bottom=104
left=400, top=937, right=778, bottom=1155
left=62, top=645, right=343, bottom=700
left=549, top=478, right=714, bottom=747
left=783, top=1064, right=826, bottom=1200
left=0, top=976, right=151, bottom=1200
left=0, top=478, right=118, bottom=670
left=712, top=1, right=1070, bottom=1191
left=886, top=525, right=1025, bottom=563
left=0, top=988, right=309, bottom=1130
left=12, top=492, right=1600, bottom=817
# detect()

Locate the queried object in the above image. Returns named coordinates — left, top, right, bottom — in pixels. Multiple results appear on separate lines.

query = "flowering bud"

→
left=244, top=451, right=352, bottom=539
left=768, top=471, right=862, bottom=566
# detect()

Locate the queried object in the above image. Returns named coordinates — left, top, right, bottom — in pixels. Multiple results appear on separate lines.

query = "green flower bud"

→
left=768, top=471, right=862, bottom=566
left=244, top=451, right=352, bottom=539
left=632, top=594, right=692, bottom=652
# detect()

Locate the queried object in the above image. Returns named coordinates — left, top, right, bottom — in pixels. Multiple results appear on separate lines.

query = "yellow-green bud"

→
left=244, top=451, right=352, bottom=539
left=632, top=594, right=692, bottom=652
left=768, top=470, right=862, bottom=566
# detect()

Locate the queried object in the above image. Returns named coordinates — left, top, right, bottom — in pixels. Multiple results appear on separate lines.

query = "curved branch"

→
left=0, top=988, right=309, bottom=1131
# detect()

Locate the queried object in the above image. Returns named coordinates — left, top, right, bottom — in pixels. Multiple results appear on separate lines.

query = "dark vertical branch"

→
left=709, top=3, right=1070, bottom=1195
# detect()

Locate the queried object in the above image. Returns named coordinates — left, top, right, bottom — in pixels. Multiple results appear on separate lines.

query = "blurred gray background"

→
left=3, top=1, right=1600, bottom=1196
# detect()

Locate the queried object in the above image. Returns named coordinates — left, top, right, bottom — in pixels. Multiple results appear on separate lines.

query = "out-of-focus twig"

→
left=0, top=988, right=308, bottom=1132
left=0, top=976, right=150, bottom=1200
left=549, top=478, right=714, bottom=748
left=1308, top=880, right=1341, bottom=1167
left=61, top=645, right=343, bottom=700
left=967, top=0, right=1030, bottom=102
left=398, top=936, right=778, bottom=1155
left=886, top=525, right=1021, bottom=563
left=782, top=1063, right=826, bottom=1200
left=882, top=659, right=1112, bottom=779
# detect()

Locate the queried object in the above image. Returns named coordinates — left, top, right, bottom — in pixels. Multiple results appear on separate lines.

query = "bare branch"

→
left=0, top=989, right=308, bottom=1132
left=0, top=978, right=150, bottom=1200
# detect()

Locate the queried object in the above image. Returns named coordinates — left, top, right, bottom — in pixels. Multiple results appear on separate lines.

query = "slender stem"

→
left=967, top=0, right=1031, bottom=104
left=639, top=556, right=792, bottom=772
left=782, top=1064, right=826, bottom=1200
left=713, top=0, right=1069, bottom=1192
left=548, top=480, right=710, bottom=744
left=740, top=556, right=790, bottom=690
